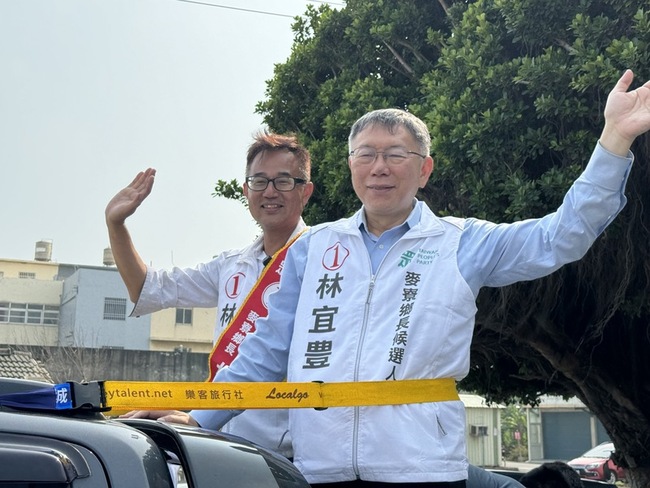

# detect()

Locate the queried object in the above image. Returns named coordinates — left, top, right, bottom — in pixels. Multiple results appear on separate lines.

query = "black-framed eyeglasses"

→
left=245, top=176, right=307, bottom=192
left=349, top=147, right=427, bottom=166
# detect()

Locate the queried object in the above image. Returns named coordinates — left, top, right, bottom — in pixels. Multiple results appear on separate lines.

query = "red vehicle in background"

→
left=568, top=442, right=626, bottom=484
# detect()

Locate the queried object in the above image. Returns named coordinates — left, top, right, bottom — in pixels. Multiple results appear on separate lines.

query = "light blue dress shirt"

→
left=192, top=142, right=632, bottom=434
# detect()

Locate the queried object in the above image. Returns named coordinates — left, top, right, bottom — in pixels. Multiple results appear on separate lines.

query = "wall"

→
left=22, top=345, right=209, bottom=383
left=149, top=306, right=214, bottom=353
left=463, top=393, right=503, bottom=467
left=60, top=268, right=151, bottom=350
left=0, top=276, right=62, bottom=346
left=0, top=258, right=59, bottom=280
left=527, top=396, right=611, bottom=461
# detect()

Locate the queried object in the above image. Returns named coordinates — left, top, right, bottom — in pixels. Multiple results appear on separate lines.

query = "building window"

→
left=103, top=297, right=127, bottom=321
left=43, top=305, right=59, bottom=324
left=8, top=303, right=26, bottom=323
left=0, top=302, right=59, bottom=325
left=0, top=302, right=9, bottom=323
left=175, top=308, right=193, bottom=325
left=27, top=304, right=44, bottom=324
left=18, top=272, right=36, bottom=279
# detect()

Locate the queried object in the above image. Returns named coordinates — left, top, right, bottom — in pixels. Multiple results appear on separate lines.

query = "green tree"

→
left=218, top=0, right=463, bottom=224
left=216, top=1, right=650, bottom=484
left=422, top=2, right=650, bottom=485
left=501, top=405, right=528, bottom=462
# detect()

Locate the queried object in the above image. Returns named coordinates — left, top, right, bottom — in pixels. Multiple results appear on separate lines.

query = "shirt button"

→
left=379, top=244, right=384, bottom=249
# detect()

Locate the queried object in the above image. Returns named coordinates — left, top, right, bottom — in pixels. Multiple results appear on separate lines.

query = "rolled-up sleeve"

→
left=131, top=260, right=224, bottom=316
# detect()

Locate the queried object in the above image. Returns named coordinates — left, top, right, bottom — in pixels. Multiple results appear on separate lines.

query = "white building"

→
left=1, top=242, right=215, bottom=352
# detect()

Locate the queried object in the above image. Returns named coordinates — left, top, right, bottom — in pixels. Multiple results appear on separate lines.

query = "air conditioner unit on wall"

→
left=470, top=425, right=489, bottom=437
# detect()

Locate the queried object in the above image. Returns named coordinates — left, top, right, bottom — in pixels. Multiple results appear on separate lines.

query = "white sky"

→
left=1, top=0, right=335, bottom=268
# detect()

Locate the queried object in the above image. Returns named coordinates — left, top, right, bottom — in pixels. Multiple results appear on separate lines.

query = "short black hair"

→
left=246, top=130, right=311, bottom=181
left=519, top=461, right=582, bottom=488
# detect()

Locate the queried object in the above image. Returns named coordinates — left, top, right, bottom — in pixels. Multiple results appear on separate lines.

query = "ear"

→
left=302, top=181, right=314, bottom=205
left=419, top=155, right=434, bottom=188
left=243, top=181, right=249, bottom=199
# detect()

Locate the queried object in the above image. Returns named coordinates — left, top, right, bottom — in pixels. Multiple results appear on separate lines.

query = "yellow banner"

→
left=103, top=378, right=458, bottom=412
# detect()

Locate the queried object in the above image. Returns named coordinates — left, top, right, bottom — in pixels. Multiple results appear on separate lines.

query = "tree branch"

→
left=394, top=39, right=425, bottom=64
left=382, top=40, right=414, bottom=76
left=554, top=38, right=577, bottom=54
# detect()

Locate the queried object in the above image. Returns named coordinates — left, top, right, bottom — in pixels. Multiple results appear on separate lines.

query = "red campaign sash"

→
left=207, top=231, right=305, bottom=381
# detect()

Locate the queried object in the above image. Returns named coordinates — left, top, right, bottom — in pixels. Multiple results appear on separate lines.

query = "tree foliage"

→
left=501, top=405, right=528, bottom=461
left=254, top=0, right=458, bottom=225
left=215, top=0, right=650, bottom=484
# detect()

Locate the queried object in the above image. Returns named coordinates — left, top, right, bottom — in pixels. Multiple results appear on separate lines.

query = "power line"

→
left=175, top=0, right=344, bottom=18
left=176, top=0, right=293, bottom=17
left=310, top=0, right=345, bottom=5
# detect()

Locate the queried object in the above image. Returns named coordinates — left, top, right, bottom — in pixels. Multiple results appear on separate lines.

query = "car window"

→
left=582, top=443, right=614, bottom=458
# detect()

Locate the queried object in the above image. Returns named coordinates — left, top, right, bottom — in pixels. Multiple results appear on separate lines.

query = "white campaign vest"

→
left=138, top=225, right=308, bottom=459
left=287, top=205, right=477, bottom=483
left=210, top=241, right=294, bottom=458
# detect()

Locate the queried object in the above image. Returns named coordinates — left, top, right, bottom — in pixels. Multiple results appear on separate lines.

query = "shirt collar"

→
left=359, top=198, right=422, bottom=235
left=254, top=218, right=307, bottom=264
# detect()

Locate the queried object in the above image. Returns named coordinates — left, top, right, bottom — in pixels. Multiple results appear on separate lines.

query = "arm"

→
left=466, top=465, right=525, bottom=488
left=189, top=234, right=309, bottom=430
left=460, top=144, right=632, bottom=294
left=460, top=71, right=650, bottom=295
left=105, top=168, right=156, bottom=303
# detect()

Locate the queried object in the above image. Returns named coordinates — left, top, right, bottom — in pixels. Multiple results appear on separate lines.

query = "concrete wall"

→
left=149, top=306, right=215, bottom=353
left=0, top=258, right=59, bottom=280
left=21, top=345, right=209, bottom=383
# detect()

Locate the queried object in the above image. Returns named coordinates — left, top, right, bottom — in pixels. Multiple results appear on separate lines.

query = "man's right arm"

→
left=107, top=222, right=148, bottom=303
left=105, top=168, right=156, bottom=303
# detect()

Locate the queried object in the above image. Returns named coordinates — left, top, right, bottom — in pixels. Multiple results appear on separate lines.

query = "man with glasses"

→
left=173, top=71, right=649, bottom=487
left=104, top=130, right=313, bottom=459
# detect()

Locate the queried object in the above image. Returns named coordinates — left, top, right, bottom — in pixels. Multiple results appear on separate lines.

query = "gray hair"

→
left=348, top=109, right=431, bottom=155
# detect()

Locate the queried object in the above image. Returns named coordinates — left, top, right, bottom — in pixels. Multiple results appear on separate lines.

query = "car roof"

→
left=0, top=377, right=310, bottom=488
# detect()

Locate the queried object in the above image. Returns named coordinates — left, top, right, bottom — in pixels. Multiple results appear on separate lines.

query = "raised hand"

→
left=104, top=168, right=156, bottom=302
left=105, top=168, right=156, bottom=226
left=601, top=70, right=650, bottom=155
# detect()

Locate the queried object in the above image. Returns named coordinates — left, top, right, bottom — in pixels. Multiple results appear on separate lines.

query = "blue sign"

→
left=54, top=383, right=73, bottom=409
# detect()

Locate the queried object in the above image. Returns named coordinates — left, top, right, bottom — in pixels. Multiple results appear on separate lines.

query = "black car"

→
left=0, top=377, right=309, bottom=487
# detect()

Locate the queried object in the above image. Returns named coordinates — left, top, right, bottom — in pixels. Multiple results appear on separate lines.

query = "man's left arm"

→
left=460, top=140, right=632, bottom=295
left=460, top=70, right=650, bottom=295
